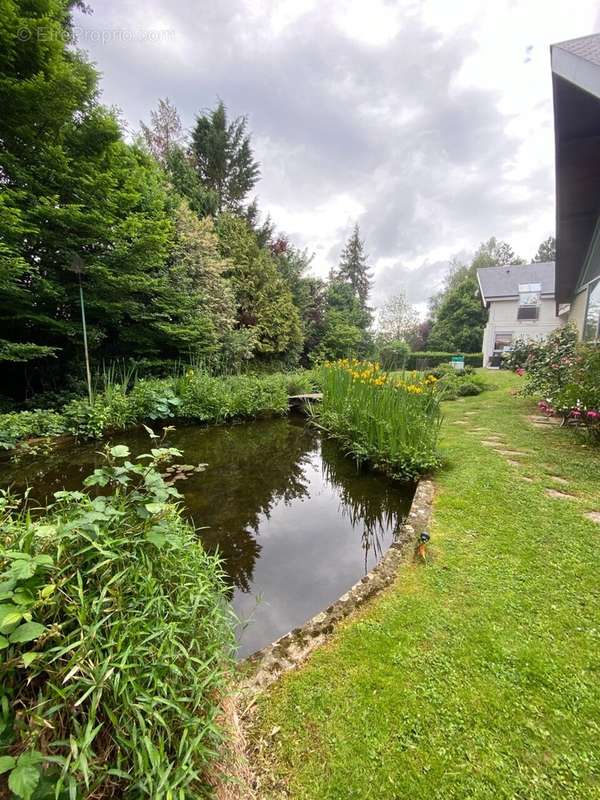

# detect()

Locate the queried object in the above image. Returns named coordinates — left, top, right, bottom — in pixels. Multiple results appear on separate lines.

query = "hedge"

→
left=405, top=352, right=483, bottom=370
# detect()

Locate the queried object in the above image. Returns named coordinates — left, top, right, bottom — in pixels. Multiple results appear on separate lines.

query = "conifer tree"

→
left=337, top=224, right=373, bottom=310
left=191, top=101, right=260, bottom=213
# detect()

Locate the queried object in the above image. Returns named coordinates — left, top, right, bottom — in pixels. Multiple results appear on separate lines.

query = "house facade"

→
left=551, top=34, right=600, bottom=342
left=477, top=262, right=564, bottom=367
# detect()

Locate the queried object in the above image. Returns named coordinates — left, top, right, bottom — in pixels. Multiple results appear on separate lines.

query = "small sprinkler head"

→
left=419, top=531, right=430, bottom=544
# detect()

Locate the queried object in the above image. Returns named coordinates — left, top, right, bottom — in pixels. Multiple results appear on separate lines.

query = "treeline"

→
left=0, top=0, right=374, bottom=402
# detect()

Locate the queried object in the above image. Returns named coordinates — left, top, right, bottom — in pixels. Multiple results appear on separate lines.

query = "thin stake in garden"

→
left=69, top=254, right=93, bottom=404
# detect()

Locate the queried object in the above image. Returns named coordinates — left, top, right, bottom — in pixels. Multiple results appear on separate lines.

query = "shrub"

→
left=317, top=360, right=442, bottom=480
left=379, top=340, right=410, bottom=371
left=518, top=326, right=579, bottom=402
left=1, top=370, right=317, bottom=449
left=0, top=409, right=65, bottom=449
left=457, top=381, right=482, bottom=397
left=177, top=372, right=289, bottom=422
left=405, top=352, right=483, bottom=370
left=0, top=444, right=234, bottom=799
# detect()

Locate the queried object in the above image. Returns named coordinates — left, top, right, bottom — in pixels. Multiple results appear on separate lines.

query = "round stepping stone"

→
left=521, top=476, right=534, bottom=483
left=585, top=511, right=600, bottom=524
left=506, top=459, right=521, bottom=466
left=495, top=449, right=529, bottom=457
left=548, top=475, right=569, bottom=486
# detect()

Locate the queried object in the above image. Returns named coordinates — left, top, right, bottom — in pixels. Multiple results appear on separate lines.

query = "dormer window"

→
left=517, top=283, right=541, bottom=320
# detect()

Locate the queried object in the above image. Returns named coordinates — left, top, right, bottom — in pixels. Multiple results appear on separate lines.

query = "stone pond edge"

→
left=239, top=478, right=435, bottom=694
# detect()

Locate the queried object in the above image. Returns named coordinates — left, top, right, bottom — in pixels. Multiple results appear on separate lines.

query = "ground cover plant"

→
left=250, top=371, right=600, bottom=799
left=0, top=440, right=234, bottom=799
left=316, top=360, right=442, bottom=480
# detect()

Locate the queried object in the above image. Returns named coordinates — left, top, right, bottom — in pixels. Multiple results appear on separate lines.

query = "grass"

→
left=249, top=371, right=600, bottom=799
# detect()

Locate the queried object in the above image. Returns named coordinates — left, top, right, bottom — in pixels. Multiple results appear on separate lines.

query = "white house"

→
left=477, top=262, right=565, bottom=367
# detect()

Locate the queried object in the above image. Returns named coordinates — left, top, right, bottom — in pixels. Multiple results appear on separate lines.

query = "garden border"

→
left=240, top=478, right=435, bottom=693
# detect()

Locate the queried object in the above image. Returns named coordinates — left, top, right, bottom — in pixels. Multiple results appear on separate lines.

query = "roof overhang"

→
left=552, top=42, right=600, bottom=308
left=552, top=45, right=600, bottom=101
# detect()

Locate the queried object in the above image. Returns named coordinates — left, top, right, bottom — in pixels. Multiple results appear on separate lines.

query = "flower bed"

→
left=509, top=326, right=600, bottom=441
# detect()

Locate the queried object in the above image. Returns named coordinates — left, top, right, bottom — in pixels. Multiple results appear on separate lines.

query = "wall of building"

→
left=481, top=297, right=565, bottom=366
left=568, top=287, right=588, bottom=337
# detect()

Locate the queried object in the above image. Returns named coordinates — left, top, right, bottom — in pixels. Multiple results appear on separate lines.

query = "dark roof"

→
left=553, top=34, right=600, bottom=69
left=551, top=33, right=600, bottom=305
left=477, top=262, right=555, bottom=303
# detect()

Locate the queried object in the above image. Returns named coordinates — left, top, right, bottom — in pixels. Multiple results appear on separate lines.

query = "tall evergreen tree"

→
left=164, top=201, right=236, bottom=355
left=191, top=101, right=260, bottom=213
left=165, top=146, right=218, bottom=217
left=216, top=215, right=302, bottom=361
left=0, top=0, right=225, bottom=394
left=337, top=224, right=372, bottom=310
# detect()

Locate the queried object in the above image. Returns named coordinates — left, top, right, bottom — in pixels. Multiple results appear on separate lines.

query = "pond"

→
left=0, top=417, right=415, bottom=658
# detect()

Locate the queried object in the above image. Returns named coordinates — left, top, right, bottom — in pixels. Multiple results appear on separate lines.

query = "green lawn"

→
left=249, top=371, right=600, bottom=799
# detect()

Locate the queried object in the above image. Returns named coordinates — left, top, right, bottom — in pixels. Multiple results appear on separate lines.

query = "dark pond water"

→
left=0, top=417, right=415, bottom=657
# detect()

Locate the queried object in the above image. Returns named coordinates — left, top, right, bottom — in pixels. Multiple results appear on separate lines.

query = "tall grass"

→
left=0, top=444, right=234, bottom=799
left=316, top=360, right=442, bottom=480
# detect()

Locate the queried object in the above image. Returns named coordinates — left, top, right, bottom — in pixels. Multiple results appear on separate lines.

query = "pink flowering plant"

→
left=512, top=326, right=599, bottom=440
left=553, top=346, right=600, bottom=441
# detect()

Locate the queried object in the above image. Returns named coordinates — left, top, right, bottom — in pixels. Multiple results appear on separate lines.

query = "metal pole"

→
left=79, top=275, right=93, bottom=404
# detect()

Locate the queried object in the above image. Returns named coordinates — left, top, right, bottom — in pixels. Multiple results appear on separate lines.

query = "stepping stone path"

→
left=545, top=488, right=576, bottom=500
left=548, top=475, right=569, bottom=486
left=527, top=414, right=561, bottom=428
left=494, top=449, right=529, bottom=457
left=521, top=476, right=534, bottom=483
left=585, top=511, right=600, bottom=524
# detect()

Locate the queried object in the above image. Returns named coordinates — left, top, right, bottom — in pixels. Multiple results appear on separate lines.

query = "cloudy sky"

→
left=73, top=0, right=600, bottom=314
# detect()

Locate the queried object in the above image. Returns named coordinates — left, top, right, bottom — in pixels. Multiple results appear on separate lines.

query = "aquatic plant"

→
left=316, top=360, right=442, bottom=480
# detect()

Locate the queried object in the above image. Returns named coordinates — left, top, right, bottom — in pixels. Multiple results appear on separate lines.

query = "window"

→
left=493, top=332, right=513, bottom=352
left=517, top=283, right=541, bottom=320
left=584, top=278, right=600, bottom=341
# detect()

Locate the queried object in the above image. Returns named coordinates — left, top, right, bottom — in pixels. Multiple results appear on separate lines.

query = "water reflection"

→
left=0, top=416, right=415, bottom=656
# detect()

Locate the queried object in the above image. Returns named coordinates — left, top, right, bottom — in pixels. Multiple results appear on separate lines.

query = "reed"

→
left=316, top=360, right=443, bottom=480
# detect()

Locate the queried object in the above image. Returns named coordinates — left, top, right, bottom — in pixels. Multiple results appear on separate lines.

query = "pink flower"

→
left=570, top=408, right=581, bottom=418
left=586, top=410, right=600, bottom=421
left=515, top=368, right=525, bottom=376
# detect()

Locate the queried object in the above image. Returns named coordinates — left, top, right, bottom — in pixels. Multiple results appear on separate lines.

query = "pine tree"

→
left=337, top=224, right=372, bottom=310
left=140, top=98, right=184, bottom=165
left=191, top=101, right=260, bottom=213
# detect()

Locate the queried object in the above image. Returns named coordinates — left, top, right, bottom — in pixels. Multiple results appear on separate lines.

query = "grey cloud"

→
left=74, top=1, right=553, bottom=306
